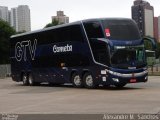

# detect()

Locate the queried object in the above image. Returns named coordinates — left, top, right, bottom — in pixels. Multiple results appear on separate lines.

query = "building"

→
left=132, top=0, right=154, bottom=38
left=17, top=5, right=31, bottom=32
left=0, top=5, right=31, bottom=32
left=154, top=17, right=158, bottom=42
left=0, top=6, right=9, bottom=22
left=52, top=11, right=69, bottom=24
left=158, top=16, right=160, bottom=43
left=10, top=8, right=18, bottom=31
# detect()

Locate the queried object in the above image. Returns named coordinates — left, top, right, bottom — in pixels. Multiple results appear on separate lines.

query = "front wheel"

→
left=83, top=73, right=98, bottom=89
left=114, top=82, right=127, bottom=88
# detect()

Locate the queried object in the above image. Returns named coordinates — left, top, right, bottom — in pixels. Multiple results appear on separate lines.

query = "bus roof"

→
left=11, top=21, right=82, bottom=38
left=11, top=17, right=132, bottom=38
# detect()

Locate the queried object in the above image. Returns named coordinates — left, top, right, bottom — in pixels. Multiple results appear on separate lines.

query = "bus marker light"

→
left=102, top=77, right=106, bottom=82
left=101, top=70, right=106, bottom=74
left=61, top=63, right=65, bottom=67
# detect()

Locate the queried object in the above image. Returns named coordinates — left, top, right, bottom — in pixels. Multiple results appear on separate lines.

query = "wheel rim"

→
left=23, top=75, right=27, bottom=84
left=28, top=74, right=33, bottom=85
left=85, top=75, right=93, bottom=87
left=74, top=75, right=81, bottom=86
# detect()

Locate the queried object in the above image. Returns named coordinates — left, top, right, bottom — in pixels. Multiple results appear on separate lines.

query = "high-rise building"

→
left=0, top=6, right=9, bottom=22
left=10, top=8, right=18, bottom=31
left=158, top=16, right=160, bottom=43
left=17, top=5, right=31, bottom=32
left=52, top=11, right=69, bottom=24
left=0, top=5, right=31, bottom=32
left=132, top=0, right=154, bottom=38
left=154, top=17, right=158, bottom=42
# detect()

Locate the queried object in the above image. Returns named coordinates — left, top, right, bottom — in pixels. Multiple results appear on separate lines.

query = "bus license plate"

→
left=130, top=79, right=137, bottom=83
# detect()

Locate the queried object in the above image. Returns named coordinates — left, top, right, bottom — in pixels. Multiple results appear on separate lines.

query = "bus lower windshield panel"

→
left=111, top=46, right=146, bottom=69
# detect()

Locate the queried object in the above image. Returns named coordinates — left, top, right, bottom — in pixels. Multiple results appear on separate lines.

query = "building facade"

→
left=154, top=17, right=158, bottom=42
left=132, top=0, right=154, bottom=38
left=52, top=11, right=69, bottom=24
left=0, top=5, right=31, bottom=32
left=158, top=16, right=160, bottom=43
left=17, top=5, right=31, bottom=32
left=0, top=6, right=9, bottom=22
left=10, top=8, right=18, bottom=31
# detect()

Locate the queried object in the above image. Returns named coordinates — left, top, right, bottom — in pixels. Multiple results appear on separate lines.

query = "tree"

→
left=44, top=19, right=59, bottom=28
left=0, top=19, right=16, bottom=64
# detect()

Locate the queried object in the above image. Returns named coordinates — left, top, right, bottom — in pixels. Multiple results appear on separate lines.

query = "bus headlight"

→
left=109, top=70, right=121, bottom=77
left=145, top=76, right=148, bottom=80
left=112, top=78, right=119, bottom=82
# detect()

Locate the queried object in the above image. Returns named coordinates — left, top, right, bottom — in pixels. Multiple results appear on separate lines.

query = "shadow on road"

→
left=13, top=82, right=144, bottom=91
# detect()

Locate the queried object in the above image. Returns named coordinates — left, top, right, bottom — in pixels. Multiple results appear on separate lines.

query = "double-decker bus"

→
left=10, top=18, right=149, bottom=88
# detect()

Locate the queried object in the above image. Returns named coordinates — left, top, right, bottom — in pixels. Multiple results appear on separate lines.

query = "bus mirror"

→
left=143, top=36, right=157, bottom=50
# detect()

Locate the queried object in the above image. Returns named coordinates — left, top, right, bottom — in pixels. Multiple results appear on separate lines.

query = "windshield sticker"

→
left=105, top=28, right=111, bottom=37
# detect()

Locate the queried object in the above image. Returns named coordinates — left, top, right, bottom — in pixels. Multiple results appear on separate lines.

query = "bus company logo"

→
left=15, top=39, right=37, bottom=62
left=53, top=44, right=72, bottom=53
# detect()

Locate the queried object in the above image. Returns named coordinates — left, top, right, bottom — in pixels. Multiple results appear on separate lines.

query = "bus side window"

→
left=84, top=21, right=104, bottom=39
left=70, top=25, right=84, bottom=42
left=84, top=21, right=109, bottom=66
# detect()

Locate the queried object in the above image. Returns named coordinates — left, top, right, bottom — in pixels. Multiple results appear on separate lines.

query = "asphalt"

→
left=0, top=76, right=160, bottom=114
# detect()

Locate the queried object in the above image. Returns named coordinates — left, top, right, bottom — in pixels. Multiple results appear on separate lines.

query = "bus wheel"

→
left=83, top=73, right=97, bottom=89
left=114, top=82, right=127, bottom=88
left=22, top=73, right=29, bottom=86
left=72, top=73, right=83, bottom=88
left=28, top=73, right=37, bottom=86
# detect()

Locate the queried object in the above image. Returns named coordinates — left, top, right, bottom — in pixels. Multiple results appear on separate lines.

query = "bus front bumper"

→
left=108, top=69, right=148, bottom=84
left=100, top=69, right=148, bottom=85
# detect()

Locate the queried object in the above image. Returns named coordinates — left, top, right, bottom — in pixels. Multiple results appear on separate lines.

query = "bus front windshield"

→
left=111, top=45, right=146, bottom=69
left=102, top=19, right=141, bottom=40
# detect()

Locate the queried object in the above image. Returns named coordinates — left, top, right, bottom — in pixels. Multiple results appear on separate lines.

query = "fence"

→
left=0, top=64, right=11, bottom=78
left=148, top=64, right=160, bottom=75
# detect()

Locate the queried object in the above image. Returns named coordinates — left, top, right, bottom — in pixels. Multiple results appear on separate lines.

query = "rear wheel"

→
left=22, top=73, right=29, bottom=86
left=71, top=73, right=83, bottom=88
left=83, top=73, right=97, bottom=89
left=28, top=73, right=39, bottom=86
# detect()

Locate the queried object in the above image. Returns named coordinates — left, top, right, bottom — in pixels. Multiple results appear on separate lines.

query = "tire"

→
left=114, top=82, right=127, bottom=88
left=83, top=73, right=97, bottom=89
left=71, top=73, right=83, bottom=88
left=28, top=73, right=38, bottom=86
left=22, top=73, right=29, bottom=86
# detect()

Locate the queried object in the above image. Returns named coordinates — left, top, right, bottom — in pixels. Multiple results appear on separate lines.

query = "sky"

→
left=1, top=0, right=160, bottom=31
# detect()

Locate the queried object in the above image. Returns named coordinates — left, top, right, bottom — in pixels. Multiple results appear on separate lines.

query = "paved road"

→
left=0, top=76, right=160, bottom=114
